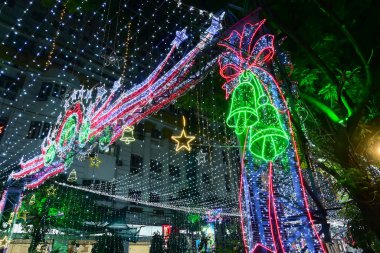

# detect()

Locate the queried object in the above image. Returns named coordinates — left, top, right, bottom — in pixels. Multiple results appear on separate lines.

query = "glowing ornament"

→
left=67, top=169, right=77, bottom=183
left=101, top=51, right=123, bottom=68
left=204, top=208, right=223, bottom=224
left=171, top=116, right=195, bottom=152
left=46, top=186, right=57, bottom=197
left=43, top=144, right=56, bottom=166
left=226, top=71, right=260, bottom=135
left=29, top=194, right=36, bottom=205
left=0, top=236, right=9, bottom=249
left=90, top=155, right=102, bottom=168
left=120, top=126, right=135, bottom=144
left=18, top=211, right=28, bottom=222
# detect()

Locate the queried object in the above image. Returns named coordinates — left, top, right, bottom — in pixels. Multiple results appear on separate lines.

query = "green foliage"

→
left=166, top=233, right=188, bottom=253
left=91, top=234, right=124, bottom=253
left=339, top=204, right=380, bottom=252
left=20, top=184, right=102, bottom=252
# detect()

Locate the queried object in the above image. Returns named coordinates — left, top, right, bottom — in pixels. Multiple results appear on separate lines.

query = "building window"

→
left=38, top=82, right=67, bottom=101
left=27, top=121, right=42, bottom=139
left=202, top=173, right=210, bottom=184
left=37, top=82, right=53, bottom=101
left=151, top=129, right=161, bottom=139
left=153, top=209, right=164, bottom=215
left=40, top=122, right=51, bottom=139
left=149, top=192, right=160, bottom=203
left=128, top=189, right=142, bottom=201
left=52, top=83, right=67, bottom=99
left=169, top=165, right=180, bottom=177
left=130, top=154, right=143, bottom=175
left=135, top=123, right=144, bottom=140
left=0, top=75, right=23, bottom=101
left=130, top=207, right=143, bottom=213
left=150, top=159, right=162, bottom=173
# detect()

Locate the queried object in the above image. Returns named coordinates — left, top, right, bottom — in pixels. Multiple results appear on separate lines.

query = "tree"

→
left=149, top=232, right=164, bottom=253
left=255, top=0, right=380, bottom=245
left=167, top=232, right=189, bottom=253
left=20, top=184, right=102, bottom=252
left=91, top=234, right=124, bottom=253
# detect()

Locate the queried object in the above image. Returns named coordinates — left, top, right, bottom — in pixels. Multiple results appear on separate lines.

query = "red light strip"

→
left=25, top=164, right=65, bottom=190
left=268, top=161, right=285, bottom=253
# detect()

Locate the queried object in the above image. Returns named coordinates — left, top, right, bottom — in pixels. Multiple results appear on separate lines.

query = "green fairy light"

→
left=59, top=115, right=78, bottom=148
left=99, top=126, right=112, bottom=150
left=226, top=71, right=263, bottom=135
left=226, top=71, right=289, bottom=162
left=44, top=144, right=56, bottom=166
left=78, top=121, right=90, bottom=147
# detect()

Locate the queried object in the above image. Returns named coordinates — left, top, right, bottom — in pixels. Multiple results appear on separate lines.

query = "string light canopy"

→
left=9, top=11, right=225, bottom=189
left=0, top=0, right=220, bottom=177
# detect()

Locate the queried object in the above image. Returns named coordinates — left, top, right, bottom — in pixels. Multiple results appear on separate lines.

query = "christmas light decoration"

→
left=0, top=236, right=9, bottom=249
left=204, top=208, right=223, bottom=224
left=90, top=155, right=102, bottom=168
left=101, top=52, right=123, bottom=68
left=29, top=194, right=36, bottom=206
left=120, top=126, right=135, bottom=145
left=171, top=116, right=196, bottom=152
left=67, top=169, right=78, bottom=183
left=218, top=21, right=326, bottom=253
left=196, top=150, right=207, bottom=165
left=10, top=13, right=224, bottom=189
left=46, top=186, right=57, bottom=197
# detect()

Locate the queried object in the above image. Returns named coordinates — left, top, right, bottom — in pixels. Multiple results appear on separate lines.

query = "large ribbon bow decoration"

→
left=218, top=20, right=275, bottom=99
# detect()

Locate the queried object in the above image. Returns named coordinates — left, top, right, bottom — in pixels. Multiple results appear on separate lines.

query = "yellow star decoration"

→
left=47, top=186, right=57, bottom=196
left=120, top=126, right=135, bottom=144
left=171, top=116, right=195, bottom=152
left=0, top=236, right=9, bottom=249
left=90, top=155, right=102, bottom=168
left=18, top=211, right=29, bottom=222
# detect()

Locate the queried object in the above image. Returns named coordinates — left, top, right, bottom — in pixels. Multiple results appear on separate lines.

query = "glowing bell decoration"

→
left=226, top=71, right=262, bottom=135
left=249, top=102, right=289, bottom=162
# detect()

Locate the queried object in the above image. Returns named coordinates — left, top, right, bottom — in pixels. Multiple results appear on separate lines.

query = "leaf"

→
left=318, top=83, right=338, bottom=107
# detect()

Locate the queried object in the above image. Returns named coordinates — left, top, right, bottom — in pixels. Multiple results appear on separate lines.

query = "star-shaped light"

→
left=120, top=126, right=135, bottom=144
left=84, top=89, right=93, bottom=103
left=102, top=52, right=122, bottom=68
left=77, top=86, right=86, bottom=100
left=0, top=236, right=9, bottom=248
left=96, top=86, right=107, bottom=100
left=171, top=129, right=195, bottom=152
left=171, top=28, right=188, bottom=48
left=46, top=185, right=57, bottom=196
left=90, top=155, right=102, bottom=168
left=18, top=211, right=29, bottom=222
left=111, top=78, right=122, bottom=93
left=0, top=125, right=4, bottom=134
left=171, top=116, right=195, bottom=152
left=205, top=12, right=225, bottom=35
left=196, top=150, right=207, bottom=165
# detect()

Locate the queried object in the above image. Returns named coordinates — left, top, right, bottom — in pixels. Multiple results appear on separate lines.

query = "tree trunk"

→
left=29, top=226, right=45, bottom=253
left=349, top=183, right=380, bottom=239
